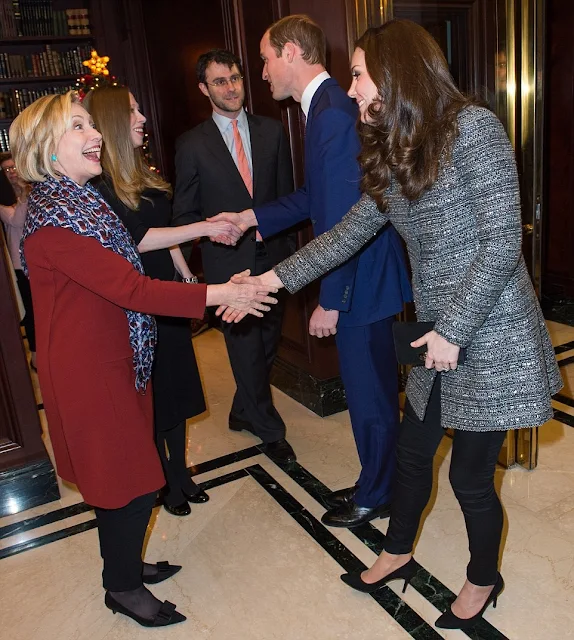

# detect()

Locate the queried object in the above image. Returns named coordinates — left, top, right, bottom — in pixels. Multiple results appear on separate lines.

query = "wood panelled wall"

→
left=543, top=0, right=574, bottom=298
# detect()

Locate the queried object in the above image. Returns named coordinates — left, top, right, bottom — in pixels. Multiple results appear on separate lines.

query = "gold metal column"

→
left=345, top=0, right=393, bottom=57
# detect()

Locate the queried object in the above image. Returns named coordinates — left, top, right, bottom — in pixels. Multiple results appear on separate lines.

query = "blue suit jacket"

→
left=255, top=78, right=412, bottom=327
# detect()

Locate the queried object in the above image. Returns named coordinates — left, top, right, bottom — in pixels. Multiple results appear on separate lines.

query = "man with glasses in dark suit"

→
left=173, top=49, right=297, bottom=464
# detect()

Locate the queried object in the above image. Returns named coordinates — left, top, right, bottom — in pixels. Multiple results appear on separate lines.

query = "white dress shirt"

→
left=212, top=108, right=253, bottom=174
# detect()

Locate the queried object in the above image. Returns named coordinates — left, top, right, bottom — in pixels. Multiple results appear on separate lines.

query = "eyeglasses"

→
left=2, top=165, right=16, bottom=173
left=205, top=74, right=244, bottom=88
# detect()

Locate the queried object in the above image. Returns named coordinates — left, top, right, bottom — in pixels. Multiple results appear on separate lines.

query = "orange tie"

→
left=232, top=119, right=252, bottom=197
left=232, top=119, right=262, bottom=240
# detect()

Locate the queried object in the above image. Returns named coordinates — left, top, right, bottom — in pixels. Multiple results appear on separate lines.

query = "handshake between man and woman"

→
left=205, top=208, right=284, bottom=324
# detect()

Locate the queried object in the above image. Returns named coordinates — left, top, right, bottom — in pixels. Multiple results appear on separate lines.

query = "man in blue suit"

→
left=211, top=14, right=412, bottom=527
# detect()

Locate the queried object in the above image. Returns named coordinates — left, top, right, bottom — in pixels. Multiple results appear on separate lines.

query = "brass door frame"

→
left=344, top=0, right=544, bottom=470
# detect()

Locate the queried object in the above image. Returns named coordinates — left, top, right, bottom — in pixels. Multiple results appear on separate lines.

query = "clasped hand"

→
left=203, top=218, right=244, bottom=246
left=207, top=210, right=254, bottom=245
left=216, top=269, right=283, bottom=323
left=411, top=330, right=460, bottom=371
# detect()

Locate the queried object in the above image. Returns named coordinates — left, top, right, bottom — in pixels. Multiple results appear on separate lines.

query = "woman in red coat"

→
left=10, top=91, right=277, bottom=628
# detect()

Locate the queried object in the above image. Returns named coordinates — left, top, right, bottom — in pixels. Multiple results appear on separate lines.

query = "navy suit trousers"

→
left=335, top=315, right=399, bottom=507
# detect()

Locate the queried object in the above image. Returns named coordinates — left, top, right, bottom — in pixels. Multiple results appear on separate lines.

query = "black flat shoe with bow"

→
left=142, top=561, right=182, bottom=585
left=105, top=592, right=186, bottom=627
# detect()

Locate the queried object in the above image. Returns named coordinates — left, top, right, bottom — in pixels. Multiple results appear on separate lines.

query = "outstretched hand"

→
left=216, top=269, right=283, bottom=323
left=214, top=270, right=279, bottom=323
left=208, top=210, right=257, bottom=245
left=203, top=219, right=243, bottom=246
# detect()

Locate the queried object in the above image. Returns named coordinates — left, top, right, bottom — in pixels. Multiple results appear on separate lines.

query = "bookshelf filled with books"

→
left=0, top=1, right=93, bottom=150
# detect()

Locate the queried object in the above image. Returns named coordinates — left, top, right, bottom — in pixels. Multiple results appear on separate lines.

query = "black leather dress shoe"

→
left=162, top=500, right=191, bottom=517
left=324, top=485, right=358, bottom=509
left=321, top=500, right=390, bottom=528
left=183, top=488, right=209, bottom=504
left=159, top=489, right=191, bottom=516
left=228, top=414, right=255, bottom=434
left=262, top=438, right=297, bottom=463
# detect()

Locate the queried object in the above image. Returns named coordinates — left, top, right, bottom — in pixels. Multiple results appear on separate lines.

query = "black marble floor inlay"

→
left=558, top=355, right=574, bottom=368
left=276, top=460, right=509, bottom=640
left=553, top=409, right=574, bottom=428
left=0, top=469, right=248, bottom=561
left=554, top=340, right=574, bottom=355
left=247, top=464, right=442, bottom=640
left=189, top=445, right=261, bottom=477
left=0, top=501, right=93, bottom=541
left=543, top=297, right=574, bottom=328
left=1, top=448, right=513, bottom=639
left=0, top=520, right=98, bottom=560
left=0, top=447, right=260, bottom=553
left=554, top=393, right=574, bottom=409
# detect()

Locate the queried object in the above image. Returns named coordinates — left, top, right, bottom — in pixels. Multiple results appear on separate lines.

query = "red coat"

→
left=24, top=227, right=207, bottom=509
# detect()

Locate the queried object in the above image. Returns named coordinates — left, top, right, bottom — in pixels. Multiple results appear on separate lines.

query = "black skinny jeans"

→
left=95, top=491, right=156, bottom=591
left=384, top=378, right=507, bottom=586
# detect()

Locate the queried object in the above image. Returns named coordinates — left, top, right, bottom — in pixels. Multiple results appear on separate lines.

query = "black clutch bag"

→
left=392, top=321, right=467, bottom=366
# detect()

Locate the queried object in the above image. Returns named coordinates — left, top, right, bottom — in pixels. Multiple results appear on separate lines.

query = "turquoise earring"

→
left=51, top=154, right=57, bottom=162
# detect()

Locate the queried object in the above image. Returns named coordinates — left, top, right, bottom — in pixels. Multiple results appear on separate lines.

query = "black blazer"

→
left=172, top=113, right=295, bottom=284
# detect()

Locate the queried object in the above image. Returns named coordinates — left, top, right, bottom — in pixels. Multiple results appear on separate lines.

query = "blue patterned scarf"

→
left=21, top=175, right=156, bottom=392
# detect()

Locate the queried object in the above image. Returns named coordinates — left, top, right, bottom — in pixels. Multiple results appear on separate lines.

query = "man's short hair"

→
left=196, top=49, right=244, bottom=84
left=268, top=14, right=326, bottom=67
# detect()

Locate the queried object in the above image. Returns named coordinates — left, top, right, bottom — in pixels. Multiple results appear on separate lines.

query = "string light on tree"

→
left=75, top=52, right=160, bottom=173
left=75, top=50, right=118, bottom=100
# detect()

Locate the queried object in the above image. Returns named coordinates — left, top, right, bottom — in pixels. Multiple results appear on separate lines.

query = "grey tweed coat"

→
left=274, top=106, right=562, bottom=432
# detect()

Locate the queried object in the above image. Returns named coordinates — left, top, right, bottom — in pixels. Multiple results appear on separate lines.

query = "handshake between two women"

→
left=205, top=208, right=284, bottom=323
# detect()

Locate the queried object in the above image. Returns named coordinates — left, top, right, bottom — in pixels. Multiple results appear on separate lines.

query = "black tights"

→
left=156, top=421, right=199, bottom=505
left=384, top=378, right=507, bottom=586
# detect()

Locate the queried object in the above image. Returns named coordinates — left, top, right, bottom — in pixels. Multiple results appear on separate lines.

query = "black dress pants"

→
left=94, top=491, right=156, bottom=591
left=221, top=243, right=286, bottom=443
left=384, top=377, right=507, bottom=586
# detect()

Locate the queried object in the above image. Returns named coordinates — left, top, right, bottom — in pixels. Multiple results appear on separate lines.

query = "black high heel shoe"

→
left=104, top=592, right=186, bottom=627
left=142, top=561, right=182, bottom=585
left=341, top=557, right=419, bottom=594
left=183, top=488, right=209, bottom=504
left=435, top=573, right=504, bottom=630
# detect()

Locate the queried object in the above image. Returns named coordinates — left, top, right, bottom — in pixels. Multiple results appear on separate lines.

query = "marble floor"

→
left=2, top=320, right=574, bottom=640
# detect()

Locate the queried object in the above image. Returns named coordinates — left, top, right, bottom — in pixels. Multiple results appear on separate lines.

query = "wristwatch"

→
left=182, top=275, right=199, bottom=284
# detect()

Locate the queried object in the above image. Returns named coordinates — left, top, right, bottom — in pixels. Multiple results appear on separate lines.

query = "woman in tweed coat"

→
left=224, top=20, right=562, bottom=630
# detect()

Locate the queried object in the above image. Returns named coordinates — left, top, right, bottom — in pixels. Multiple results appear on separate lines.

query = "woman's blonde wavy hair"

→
left=9, top=91, right=79, bottom=183
left=355, top=20, right=478, bottom=211
left=83, top=85, right=171, bottom=210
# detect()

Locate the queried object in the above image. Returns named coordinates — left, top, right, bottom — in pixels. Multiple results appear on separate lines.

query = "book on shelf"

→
left=65, top=7, right=90, bottom=36
left=0, top=44, right=91, bottom=78
left=0, top=128, right=11, bottom=152
left=0, top=83, right=74, bottom=121
left=0, top=2, right=91, bottom=38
